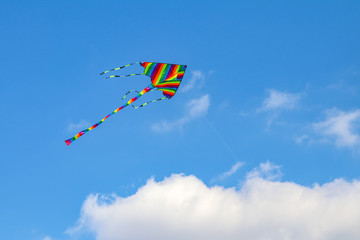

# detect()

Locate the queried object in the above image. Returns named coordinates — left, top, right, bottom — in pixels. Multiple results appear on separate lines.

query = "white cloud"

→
left=295, top=134, right=309, bottom=144
left=246, top=161, right=282, bottom=181
left=181, top=70, right=205, bottom=92
left=152, top=95, right=210, bottom=133
left=313, top=109, right=360, bottom=147
left=187, top=94, right=210, bottom=117
left=211, top=162, right=244, bottom=182
left=260, top=89, right=300, bottom=111
left=68, top=170, right=360, bottom=240
left=43, top=236, right=52, bottom=240
left=326, top=80, right=356, bottom=94
left=67, top=120, right=91, bottom=132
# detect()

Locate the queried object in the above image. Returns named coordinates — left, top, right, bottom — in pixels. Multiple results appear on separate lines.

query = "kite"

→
left=65, top=62, right=187, bottom=145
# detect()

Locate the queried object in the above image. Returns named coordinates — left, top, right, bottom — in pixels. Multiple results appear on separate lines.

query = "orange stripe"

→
left=157, top=82, right=180, bottom=88
left=153, top=63, right=165, bottom=85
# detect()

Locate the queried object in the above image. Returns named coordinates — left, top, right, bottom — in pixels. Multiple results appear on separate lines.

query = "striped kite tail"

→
left=65, top=84, right=154, bottom=145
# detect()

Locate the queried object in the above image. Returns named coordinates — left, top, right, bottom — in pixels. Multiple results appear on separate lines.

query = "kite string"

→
left=202, top=114, right=241, bottom=162
left=184, top=92, right=240, bottom=162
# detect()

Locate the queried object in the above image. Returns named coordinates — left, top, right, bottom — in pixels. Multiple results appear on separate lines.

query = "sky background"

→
left=1, top=1, right=360, bottom=240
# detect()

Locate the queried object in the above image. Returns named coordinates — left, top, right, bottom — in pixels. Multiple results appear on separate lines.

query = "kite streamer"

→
left=65, top=62, right=187, bottom=145
left=106, top=73, right=145, bottom=79
left=122, top=90, right=139, bottom=99
left=132, top=96, right=168, bottom=109
left=99, top=62, right=140, bottom=75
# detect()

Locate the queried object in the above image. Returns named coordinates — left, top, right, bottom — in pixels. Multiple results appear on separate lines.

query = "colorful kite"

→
left=65, top=62, right=187, bottom=145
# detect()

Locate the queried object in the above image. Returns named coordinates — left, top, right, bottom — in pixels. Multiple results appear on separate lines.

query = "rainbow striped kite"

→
left=65, top=62, right=187, bottom=145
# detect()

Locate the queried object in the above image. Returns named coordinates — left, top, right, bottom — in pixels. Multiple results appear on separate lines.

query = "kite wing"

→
left=140, top=62, right=187, bottom=98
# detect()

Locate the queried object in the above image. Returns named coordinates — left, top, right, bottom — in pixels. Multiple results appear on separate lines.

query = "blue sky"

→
left=1, top=1, right=360, bottom=240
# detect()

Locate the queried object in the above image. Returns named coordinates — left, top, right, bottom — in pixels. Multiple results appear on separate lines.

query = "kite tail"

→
left=99, top=62, right=140, bottom=75
left=65, top=84, right=155, bottom=145
left=106, top=73, right=144, bottom=79
left=132, top=96, right=168, bottom=109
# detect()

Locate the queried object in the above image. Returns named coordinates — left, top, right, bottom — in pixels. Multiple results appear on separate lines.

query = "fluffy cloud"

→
left=313, top=109, right=360, bottom=147
left=260, top=89, right=300, bottom=111
left=211, top=162, right=243, bottom=182
left=152, top=95, right=210, bottom=132
left=68, top=171, right=360, bottom=240
left=180, top=70, right=205, bottom=92
left=246, top=161, right=282, bottom=181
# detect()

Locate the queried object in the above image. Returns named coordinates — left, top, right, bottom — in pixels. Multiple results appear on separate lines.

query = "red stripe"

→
left=152, top=63, right=165, bottom=85
left=177, top=72, right=184, bottom=79
left=157, top=82, right=180, bottom=88
left=162, top=90, right=175, bottom=98
left=141, top=62, right=150, bottom=68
